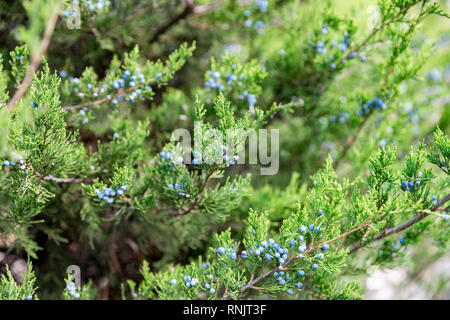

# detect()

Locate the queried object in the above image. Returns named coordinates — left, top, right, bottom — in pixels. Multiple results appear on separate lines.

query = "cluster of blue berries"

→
left=315, top=40, right=328, bottom=54
left=358, top=97, right=386, bottom=116
left=191, top=149, right=238, bottom=166
left=184, top=276, right=199, bottom=288
left=431, top=195, right=438, bottom=203
left=401, top=180, right=420, bottom=191
left=244, top=18, right=265, bottom=33
left=214, top=225, right=329, bottom=295
left=392, top=237, right=405, bottom=251
left=240, top=224, right=325, bottom=266
left=109, top=69, right=150, bottom=103
left=427, top=69, right=443, bottom=83
left=65, top=281, right=80, bottom=299
left=380, top=182, right=392, bottom=189
left=78, top=107, right=89, bottom=123
left=180, top=276, right=216, bottom=294
left=336, top=33, right=351, bottom=53
left=68, top=76, right=81, bottom=93
left=63, top=67, right=153, bottom=110
left=94, top=185, right=127, bottom=204
left=2, top=159, right=26, bottom=170
left=303, top=223, right=323, bottom=235
left=238, top=90, right=258, bottom=115
left=168, top=182, right=190, bottom=198
left=204, top=69, right=243, bottom=91
left=204, top=283, right=216, bottom=294
left=192, top=151, right=201, bottom=165
left=310, top=31, right=351, bottom=69
left=246, top=239, right=291, bottom=264
left=273, top=268, right=307, bottom=294
left=244, top=0, right=267, bottom=33
left=244, top=10, right=264, bottom=34
left=205, top=71, right=227, bottom=91
left=160, top=151, right=183, bottom=166
left=316, top=32, right=366, bottom=69
left=329, top=111, right=350, bottom=124
left=203, top=68, right=259, bottom=115
left=401, top=172, right=423, bottom=192
left=216, top=246, right=238, bottom=260
left=223, top=153, right=239, bottom=166
left=30, top=101, right=43, bottom=109
left=254, top=0, right=268, bottom=11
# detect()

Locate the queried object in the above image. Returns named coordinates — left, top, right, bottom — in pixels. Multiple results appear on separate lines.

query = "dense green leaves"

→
left=0, top=0, right=448, bottom=300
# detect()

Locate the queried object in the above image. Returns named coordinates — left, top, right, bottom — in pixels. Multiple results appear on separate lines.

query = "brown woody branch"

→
left=149, top=0, right=195, bottom=44
left=30, top=166, right=92, bottom=184
left=241, top=192, right=450, bottom=293
left=240, top=219, right=372, bottom=293
left=349, top=192, right=450, bottom=253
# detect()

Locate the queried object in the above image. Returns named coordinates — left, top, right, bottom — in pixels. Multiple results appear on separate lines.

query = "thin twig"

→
left=30, top=165, right=92, bottom=184
left=149, top=0, right=195, bottom=44
left=63, top=85, right=140, bottom=111
left=169, top=163, right=217, bottom=216
left=304, top=1, right=419, bottom=87
left=333, top=114, right=369, bottom=169
left=241, top=192, right=449, bottom=292
left=6, top=4, right=60, bottom=110
left=37, top=174, right=92, bottom=184
left=349, top=192, right=450, bottom=253
left=332, top=1, right=422, bottom=169
left=240, top=219, right=372, bottom=293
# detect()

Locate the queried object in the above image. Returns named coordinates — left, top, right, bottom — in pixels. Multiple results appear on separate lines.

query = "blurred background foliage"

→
left=0, top=0, right=448, bottom=299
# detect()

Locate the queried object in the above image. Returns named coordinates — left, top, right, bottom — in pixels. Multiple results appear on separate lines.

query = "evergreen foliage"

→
left=0, top=0, right=448, bottom=299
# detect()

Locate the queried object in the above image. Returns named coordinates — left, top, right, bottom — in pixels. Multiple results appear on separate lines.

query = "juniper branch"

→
left=63, top=78, right=156, bottom=111
left=349, top=192, right=450, bottom=253
left=169, top=163, right=217, bottom=216
left=307, top=0, right=422, bottom=86
left=30, top=166, right=93, bottom=184
left=241, top=192, right=450, bottom=293
left=240, top=219, right=373, bottom=293
left=6, top=4, right=60, bottom=110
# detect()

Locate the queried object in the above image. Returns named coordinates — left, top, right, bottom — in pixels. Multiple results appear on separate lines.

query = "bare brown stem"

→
left=240, top=220, right=372, bottom=293
left=349, top=192, right=450, bottom=253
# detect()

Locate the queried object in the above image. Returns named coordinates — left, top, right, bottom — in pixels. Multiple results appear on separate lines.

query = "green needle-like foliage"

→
left=0, top=0, right=448, bottom=300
